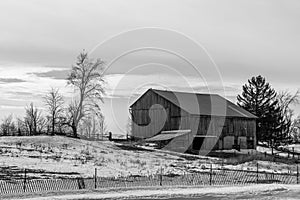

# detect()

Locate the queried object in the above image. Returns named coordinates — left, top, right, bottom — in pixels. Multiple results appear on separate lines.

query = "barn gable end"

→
left=130, top=89, right=190, bottom=139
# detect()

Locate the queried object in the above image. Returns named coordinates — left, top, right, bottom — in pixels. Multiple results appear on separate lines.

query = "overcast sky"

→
left=0, top=0, right=299, bottom=134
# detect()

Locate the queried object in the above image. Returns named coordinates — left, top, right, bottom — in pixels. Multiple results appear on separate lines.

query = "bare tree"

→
left=79, top=115, right=93, bottom=139
left=126, top=117, right=132, bottom=139
left=93, top=103, right=107, bottom=140
left=36, top=117, right=47, bottom=134
left=291, top=116, right=300, bottom=143
left=24, top=103, right=44, bottom=135
left=44, top=88, right=64, bottom=135
left=16, top=117, right=26, bottom=136
left=94, top=111, right=107, bottom=140
left=66, top=51, right=105, bottom=137
left=277, top=90, right=300, bottom=135
left=0, top=115, right=14, bottom=136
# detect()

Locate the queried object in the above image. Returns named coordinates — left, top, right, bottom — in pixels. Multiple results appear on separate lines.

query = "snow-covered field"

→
left=0, top=136, right=297, bottom=179
left=0, top=136, right=214, bottom=178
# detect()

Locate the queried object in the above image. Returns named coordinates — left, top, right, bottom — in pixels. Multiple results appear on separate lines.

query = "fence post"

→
left=293, top=147, right=295, bottom=159
left=94, top=168, right=97, bottom=189
left=77, top=177, right=85, bottom=189
left=221, top=156, right=224, bottom=169
left=159, top=167, right=162, bottom=186
left=209, top=164, right=212, bottom=185
left=23, top=168, right=27, bottom=192
left=297, top=165, right=299, bottom=184
left=256, top=163, right=259, bottom=184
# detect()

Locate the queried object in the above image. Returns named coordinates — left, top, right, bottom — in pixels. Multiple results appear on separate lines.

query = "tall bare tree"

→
left=44, top=88, right=64, bottom=135
left=66, top=51, right=105, bottom=137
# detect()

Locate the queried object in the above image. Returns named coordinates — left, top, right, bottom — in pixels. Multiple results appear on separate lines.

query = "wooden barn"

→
left=130, top=89, right=257, bottom=153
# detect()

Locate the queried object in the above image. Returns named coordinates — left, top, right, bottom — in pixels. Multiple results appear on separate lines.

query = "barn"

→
left=130, top=89, right=257, bottom=154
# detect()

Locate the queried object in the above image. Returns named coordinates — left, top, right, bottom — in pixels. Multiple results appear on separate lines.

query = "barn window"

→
left=171, top=106, right=181, bottom=117
left=170, top=116, right=180, bottom=130
left=247, top=136, right=254, bottom=149
left=234, top=136, right=238, bottom=146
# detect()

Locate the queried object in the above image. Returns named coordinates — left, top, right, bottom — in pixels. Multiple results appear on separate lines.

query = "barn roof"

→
left=145, top=130, right=190, bottom=142
left=131, top=89, right=257, bottom=118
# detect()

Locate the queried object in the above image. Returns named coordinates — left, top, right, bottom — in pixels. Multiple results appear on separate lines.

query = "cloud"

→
left=31, top=69, right=69, bottom=80
left=5, top=91, right=43, bottom=99
left=192, top=84, right=240, bottom=94
left=0, top=78, right=26, bottom=83
left=10, top=91, right=34, bottom=96
left=104, top=73, right=240, bottom=99
left=0, top=64, right=73, bottom=112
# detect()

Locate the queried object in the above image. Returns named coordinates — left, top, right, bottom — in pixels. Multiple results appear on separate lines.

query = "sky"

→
left=0, top=0, right=299, bottom=134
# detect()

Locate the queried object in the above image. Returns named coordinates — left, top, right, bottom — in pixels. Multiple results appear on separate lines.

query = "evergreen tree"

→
left=263, top=100, right=289, bottom=146
left=237, top=75, right=284, bottom=146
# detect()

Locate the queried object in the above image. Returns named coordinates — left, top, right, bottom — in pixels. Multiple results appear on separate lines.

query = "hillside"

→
left=0, top=136, right=297, bottom=180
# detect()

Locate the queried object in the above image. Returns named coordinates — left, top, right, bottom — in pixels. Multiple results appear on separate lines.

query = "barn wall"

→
left=131, top=89, right=190, bottom=139
left=188, top=115, right=256, bottom=151
left=216, top=117, right=256, bottom=150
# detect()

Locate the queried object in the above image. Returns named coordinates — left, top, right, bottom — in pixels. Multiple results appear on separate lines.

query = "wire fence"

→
left=0, top=165, right=299, bottom=196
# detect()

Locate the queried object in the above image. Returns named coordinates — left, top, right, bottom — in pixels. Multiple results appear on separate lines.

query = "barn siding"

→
left=131, top=90, right=190, bottom=139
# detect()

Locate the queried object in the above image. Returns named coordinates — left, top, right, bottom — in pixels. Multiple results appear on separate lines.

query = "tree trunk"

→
left=72, top=125, right=78, bottom=138
left=52, top=116, right=55, bottom=136
left=29, top=125, right=32, bottom=136
left=33, top=120, right=37, bottom=135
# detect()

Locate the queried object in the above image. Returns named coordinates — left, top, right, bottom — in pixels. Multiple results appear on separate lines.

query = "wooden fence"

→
left=0, top=167, right=299, bottom=196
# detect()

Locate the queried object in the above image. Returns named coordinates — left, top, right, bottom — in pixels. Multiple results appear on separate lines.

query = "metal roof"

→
left=152, top=89, right=257, bottom=118
left=132, top=89, right=257, bottom=118
left=145, top=130, right=190, bottom=142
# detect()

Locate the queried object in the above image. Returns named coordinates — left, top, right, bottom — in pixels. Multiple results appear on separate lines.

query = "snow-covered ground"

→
left=0, top=136, right=298, bottom=179
left=0, top=136, right=216, bottom=178
left=11, top=184, right=300, bottom=200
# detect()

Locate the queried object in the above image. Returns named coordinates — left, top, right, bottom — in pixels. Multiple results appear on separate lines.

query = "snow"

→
left=0, top=136, right=298, bottom=179
left=12, top=184, right=300, bottom=200
left=0, top=136, right=214, bottom=178
left=287, top=144, right=300, bottom=153
left=257, top=145, right=300, bottom=160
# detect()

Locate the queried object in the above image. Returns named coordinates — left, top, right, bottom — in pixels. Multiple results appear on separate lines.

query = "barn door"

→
left=192, top=137, right=204, bottom=150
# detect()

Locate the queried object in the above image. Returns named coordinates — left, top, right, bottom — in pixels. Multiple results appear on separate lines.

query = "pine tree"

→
left=237, top=75, right=282, bottom=146
left=263, top=100, right=289, bottom=146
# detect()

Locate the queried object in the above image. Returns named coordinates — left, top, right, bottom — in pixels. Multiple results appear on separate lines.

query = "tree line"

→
left=0, top=51, right=106, bottom=138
